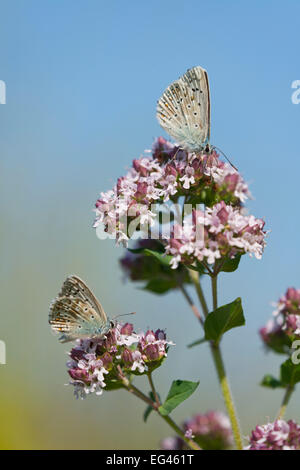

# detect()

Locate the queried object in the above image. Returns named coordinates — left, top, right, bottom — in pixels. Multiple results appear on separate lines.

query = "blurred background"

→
left=0, top=0, right=300, bottom=449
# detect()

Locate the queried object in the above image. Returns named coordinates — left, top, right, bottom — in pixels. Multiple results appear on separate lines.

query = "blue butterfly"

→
left=157, top=66, right=211, bottom=154
left=157, top=66, right=237, bottom=170
left=49, top=275, right=111, bottom=343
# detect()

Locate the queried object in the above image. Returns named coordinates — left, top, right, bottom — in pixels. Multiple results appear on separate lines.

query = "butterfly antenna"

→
left=213, top=146, right=238, bottom=172
left=112, top=312, right=136, bottom=321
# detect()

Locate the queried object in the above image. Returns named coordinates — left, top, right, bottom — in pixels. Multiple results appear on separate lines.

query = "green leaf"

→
left=127, top=247, right=146, bottom=254
left=204, top=297, right=245, bottom=343
left=262, top=332, right=292, bottom=355
left=158, top=380, right=199, bottom=416
left=143, top=278, right=177, bottom=294
left=260, top=374, right=283, bottom=389
left=219, top=254, right=242, bottom=273
left=187, top=337, right=207, bottom=348
left=127, top=241, right=165, bottom=255
left=125, top=243, right=192, bottom=295
left=143, top=405, right=153, bottom=422
left=144, top=249, right=173, bottom=267
left=280, top=358, right=300, bottom=386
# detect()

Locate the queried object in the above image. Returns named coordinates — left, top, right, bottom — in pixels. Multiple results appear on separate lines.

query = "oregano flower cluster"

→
left=67, top=323, right=172, bottom=398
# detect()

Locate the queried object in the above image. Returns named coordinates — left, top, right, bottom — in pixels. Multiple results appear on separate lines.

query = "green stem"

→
left=210, top=342, right=243, bottom=449
left=161, top=414, right=201, bottom=450
left=188, top=269, right=209, bottom=317
left=147, top=372, right=160, bottom=407
left=129, top=382, right=154, bottom=407
left=277, top=384, right=294, bottom=420
left=120, top=375, right=201, bottom=450
left=186, top=273, right=243, bottom=449
left=210, top=276, right=243, bottom=450
left=211, top=275, right=218, bottom=311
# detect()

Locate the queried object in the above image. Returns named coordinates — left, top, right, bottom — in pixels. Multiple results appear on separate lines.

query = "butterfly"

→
left=49, top=275, right=112, bottom=343
left=157, top=66, right=211, bottom=154
left=157, top=66, right=237, bottom=170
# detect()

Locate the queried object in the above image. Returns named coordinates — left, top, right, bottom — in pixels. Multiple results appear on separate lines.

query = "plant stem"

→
left=211, top=275, right=218, bottom=311
left=180, top=284, right=203, bottom=325
left=210, top=342, right=243, bottom=449
left=147, top=372, right=160, bottom=407
left=120, top=373, right=201, bottom=450
left=186, top=272, right=243, bottom=449
left=128, top=381, right=155, bottom=408
left=210, top=275, right=243, bottom=450
left=277, top=384, right=294, bottom=420
left=146, top=372, right=200, bottom=450
left=161, top=414, right=201, bottom=450
left=188, top=269, right=209, bottom=317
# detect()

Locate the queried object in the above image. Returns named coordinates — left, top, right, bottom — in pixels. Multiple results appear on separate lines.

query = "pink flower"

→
left=120, top=323, right=134, bottom=336
left=66, top=322, right=174, bottom=398
left=246, top=420, right=300, bottom=450
left=269, top=287, right=300, bottom=338
left=216, top=203, right=229, bottom=224
left=152, top=136, right=178, bottom=162
left=184, top=428, right=195, bottom=439
left=161, top=411, right=233, bottom=450
left=138, top=328, right=173, bottom=363
left=165, top=203, right=266, bottom=269
left=94, top=138, right=251, bottom=245
left=121, top=347, right=134, bottom=365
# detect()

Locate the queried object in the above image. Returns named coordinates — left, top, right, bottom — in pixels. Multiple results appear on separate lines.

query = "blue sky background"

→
left=0, top=0, right=300, bottom=449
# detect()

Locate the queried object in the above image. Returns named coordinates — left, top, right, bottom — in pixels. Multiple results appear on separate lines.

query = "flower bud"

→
left=133, top=159, right=148, bottom=176
left=165, top=163, right=178, bottom=177
left=216, top=202, right=229, bottom=224
left=144, top=330, right=156, bottom=343
left=70, top=348, right=86, bottom=361
left=144, top=343, right=160, bottom=361
left=121, top=347, right=134, bottom=365
left=120, top=323, right=134, bottom=336
left=135, top=182, right=148, bottom=200
left=68, top=368, right=89, bottom=382
left=224, top=173, right=239, bottom=192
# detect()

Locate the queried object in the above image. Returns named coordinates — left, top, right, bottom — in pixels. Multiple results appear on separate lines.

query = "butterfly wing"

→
left=157, top=66, right=210, bottom=153
left=58, top=275, right=107, bottom=317
left=49, top=275, right=111, bottom=343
